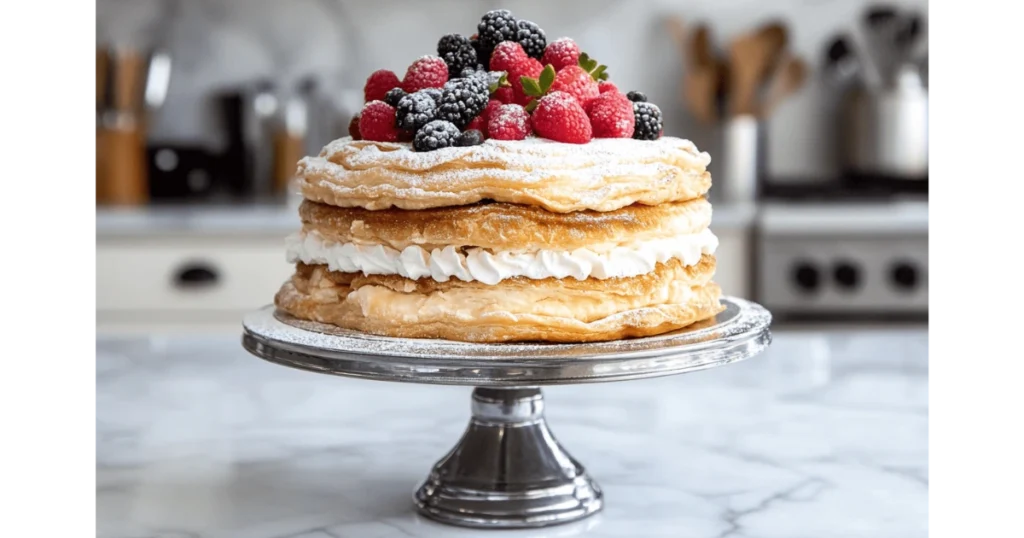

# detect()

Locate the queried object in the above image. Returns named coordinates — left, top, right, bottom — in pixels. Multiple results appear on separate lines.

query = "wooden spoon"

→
left=728, top=21, right=788, bottom=116
left=759, top=55, right=807, bottom=117
left=683, top=24, right=721, bottom=124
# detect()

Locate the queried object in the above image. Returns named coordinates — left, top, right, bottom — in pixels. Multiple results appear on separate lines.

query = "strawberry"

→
left=598, top=81, right=619, bottom=94
left=549, top=65, right=600, bottom=109
left=363, top=69, right=400, bottom=103
left=358, top=101, right=400, bottom=142
left=532, top=91, right=592, bottom=144
left=541, top=38, right=580, bottom=72
left=587, top=91, right=635, bottom=138
left=402, top=56, right=449, bottom=94
left=488, top=104, right=531, bottom=140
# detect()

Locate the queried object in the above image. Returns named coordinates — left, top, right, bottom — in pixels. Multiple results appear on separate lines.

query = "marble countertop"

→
left=97, top=328, right=927, bottom=538
left=95, top=201, right=756, bottom=238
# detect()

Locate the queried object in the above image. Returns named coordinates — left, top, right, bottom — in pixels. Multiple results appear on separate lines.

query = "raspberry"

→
left=484, top=99, right=504, bottom=123
left=402, top=56, right=448, bottom=94
left=358, top=101, right=400, bottom=142
left=516, top=20, right=546, bottom=59
left=550, top=65, right=600, bottom=109
left=509, top=58, right=543, bottom=106
left=384, top=88, right=407, bottom=107
left=436, top=77, right=489, bottom=128
left=626, top=91, right=647, bottom=102
left=587, top=92, right=635, bottom=138
left=598, top=81, right=619, bottom=94
left=632, top=101, right=663, bottom=140
left=465, top=114, right=487, bottom=136
left=437, top=34, right=478, bottom=79
left=413, top=120, right=461, bottom=152
left=489, top=41, right=530, bottom=74
left=348, top=114, right=361, bottom=140
left=488, top=104, right=531, bottom=141
left=541, top=38, right=580, bottom=72
left=493, top=86, right=514, bottom=103
left=459, top=130, right=484, bottom=147
left=478, top=9, right=519, bottom=51
left=532, top=91, right=592, bottom=144
left=363, top=69, right=400, bottom=103
left=395, top=91, right=438, bottom=131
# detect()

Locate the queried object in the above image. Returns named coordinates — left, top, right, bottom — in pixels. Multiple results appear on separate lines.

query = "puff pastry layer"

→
left=296, top=136, right=712, bottom=212
left=274, top=256, right=724, bottom=343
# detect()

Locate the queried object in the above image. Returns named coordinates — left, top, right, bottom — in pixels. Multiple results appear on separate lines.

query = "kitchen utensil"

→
left=760, top=55, right=807, bottom=117
left=718, top=115, right=765, bottom=203
left=841, top=64, right=927, bottom=184
left=727, top=21, right=788, bottom=117
left=824, top=35, right=860, bottom=86
left=241, top=297, right=771, bottom=529
left=100, top=46, right=149, bottom=205
left=860, top=4, right=900, bottom=86
left=242, top=80, right=280, bottom=198
left=683, top=24, right=721, bottom=125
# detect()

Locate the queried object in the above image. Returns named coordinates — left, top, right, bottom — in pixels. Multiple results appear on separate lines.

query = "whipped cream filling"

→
left=286, top=229, right=718, bottom=286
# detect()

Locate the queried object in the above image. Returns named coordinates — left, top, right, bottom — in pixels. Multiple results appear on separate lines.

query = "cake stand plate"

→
left=241, top=296, right=772, bottom=529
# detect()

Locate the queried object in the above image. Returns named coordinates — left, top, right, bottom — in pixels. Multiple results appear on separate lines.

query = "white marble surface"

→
left=97, top=328, right=927, bottom=538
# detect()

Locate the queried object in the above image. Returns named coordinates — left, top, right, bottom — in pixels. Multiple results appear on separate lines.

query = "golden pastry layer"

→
left=296, top=136, right=712, bottom=212
left=296, top=197, right=712, bottom=252
left=274, top=256, right=724, bottom=343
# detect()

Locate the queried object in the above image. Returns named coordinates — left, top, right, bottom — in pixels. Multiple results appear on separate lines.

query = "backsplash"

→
left=97, top=0, right=926, bottom=181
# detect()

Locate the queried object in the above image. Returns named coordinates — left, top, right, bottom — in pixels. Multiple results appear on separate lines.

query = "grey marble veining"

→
left=97, top=328, right=927, bottom=538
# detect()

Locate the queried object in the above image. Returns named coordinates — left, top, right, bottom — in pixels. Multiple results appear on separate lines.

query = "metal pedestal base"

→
left=414, top=388, right=602, bottom=528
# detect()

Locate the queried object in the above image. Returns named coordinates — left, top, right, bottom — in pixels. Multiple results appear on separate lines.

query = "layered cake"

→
left=275, top=9, right=724, bottom=342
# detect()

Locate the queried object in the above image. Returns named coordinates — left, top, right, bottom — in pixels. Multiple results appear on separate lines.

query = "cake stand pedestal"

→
left=241, top=297, right=772, bottom=529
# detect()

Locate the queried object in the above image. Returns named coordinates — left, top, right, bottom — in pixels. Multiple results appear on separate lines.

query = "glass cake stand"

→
left=240, top=296, right=772, bottom=529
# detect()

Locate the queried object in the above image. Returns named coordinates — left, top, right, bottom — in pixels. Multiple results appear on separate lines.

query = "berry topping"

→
left=478, top=9, right=519, bottom=52
left=363, top=69, right=401, bottom=103
left=436, top=77, right=489, bottom=128
left=588, top=91, right=635, bottom=138
left=459, top=129, right=485, bottom=147
left=402, top=56, right=449, bottom=94
left=465, top=114, right=487, bottom=135
left=516, top=20, right=547, bottom=59
left=384, top=88, right=407, bottom=107
left=488, top=104, right=532, bottom=141
left=358, top=101, right=400, bottom=142
left=420, top=88, right=443, bottom=105
left=484, top=98, right=504, bottom=122
left=489, top=41, right=530, bottom=74
left=395, top=91, right=438, bottom=131
left=348, top=114, right=361, bottom=140
left=542, top=38, right=580, bottom=72
left=550, top=65, right=600, bottom=109
left=632, top=101, right=663, bottom=140
left=627, top=91, right=648, bottom=102
left=532, top=91, right=592, bottom=144
left=437, top=34, right=478, bottom=79
left=493, top=85, right=514, bottom=103
left=510, top=58, right=544, bottom=106
left=598, top=81, right=619, bottom=94
left=413, top=120, right=461, bottom=151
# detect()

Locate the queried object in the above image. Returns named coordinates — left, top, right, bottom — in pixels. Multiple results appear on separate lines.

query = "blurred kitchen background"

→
left=95, top=0, right=927, bottom=333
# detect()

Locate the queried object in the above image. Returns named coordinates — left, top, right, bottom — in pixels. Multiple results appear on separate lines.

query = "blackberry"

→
left=421, top=88, right=443, bottom=105
left=437, top=78, right=489, bottom=128
left=384, top=88, right=407, bottom=107
left=470, top=35, right=490, bottom=70
left=632, top=102, right=663, bottom=140
left=626, top=91, right=647, bottom=103
left=395, top=91, right=438, bottom=131
left=516, top=20, right=546, bottom=59
left=459, top=129, right=484, bottom=147
left=478, top=10, right=519, bottom=51
left=437, top=34, right=478, bottom=79
left=413, top=120, right=461, bottom=152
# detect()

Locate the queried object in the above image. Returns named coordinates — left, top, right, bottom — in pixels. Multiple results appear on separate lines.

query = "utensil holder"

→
left=718, top=115, right=765, bottom=203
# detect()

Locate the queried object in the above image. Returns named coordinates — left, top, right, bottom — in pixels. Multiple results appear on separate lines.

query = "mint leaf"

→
left=489, top=72, right=510, bottom=94
left=525, top=99, right=539, bottom=113
left=539, top=64, right=556, bottom=93
left=591, top=65, right=607, bottom=81
left=520, top=76, right=543, bottom=97
left=599, top=71, right=609, bottom=81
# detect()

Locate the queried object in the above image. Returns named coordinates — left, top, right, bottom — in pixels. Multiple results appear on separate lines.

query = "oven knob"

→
left=833, top=261, right=861, bottom=290
left=792, top=262, right=820, bottom=292
left=891, top=262, right=920, bottom=290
